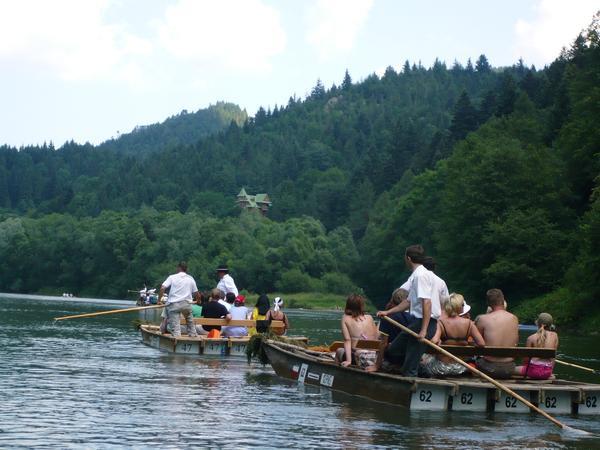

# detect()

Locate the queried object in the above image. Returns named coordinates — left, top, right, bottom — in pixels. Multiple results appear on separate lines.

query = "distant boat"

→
left=139, top=319, right=307, bottom=357
left=136, top=287, right=158, bottom=306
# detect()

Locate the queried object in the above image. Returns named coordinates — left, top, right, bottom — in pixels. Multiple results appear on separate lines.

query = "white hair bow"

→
left=274, top=297, right=283, bottom=312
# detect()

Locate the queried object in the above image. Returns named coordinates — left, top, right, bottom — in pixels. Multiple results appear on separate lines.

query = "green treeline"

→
left=0, top=210, right=358, bottom=298
left=0, top=16, right=598, bottom=327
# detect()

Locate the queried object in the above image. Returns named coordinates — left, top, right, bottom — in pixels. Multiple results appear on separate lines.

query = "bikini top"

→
left=440, top=319, right=471, bottom=346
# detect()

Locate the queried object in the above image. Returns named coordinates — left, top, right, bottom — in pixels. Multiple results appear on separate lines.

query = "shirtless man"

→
left=475, top=288, right=519, bottom=379
left=337, top=294, right=380, bottom=371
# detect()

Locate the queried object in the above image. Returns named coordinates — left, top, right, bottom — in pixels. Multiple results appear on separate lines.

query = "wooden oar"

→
left=556, top=359, right=600, bottom=375
left=54, top=304, right=165, bottom=321
left=382, top=316, right=586, bottom=433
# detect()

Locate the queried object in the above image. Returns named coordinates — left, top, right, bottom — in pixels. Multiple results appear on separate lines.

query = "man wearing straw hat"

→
left=159, top=261, right=199, bottom=338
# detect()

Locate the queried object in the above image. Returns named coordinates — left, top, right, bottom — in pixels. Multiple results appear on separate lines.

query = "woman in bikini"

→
left=514, top=312, right=558, bottom=380
left=421, top=293, right=485, bottom=377
left=335, top=294, right=381, bottom=372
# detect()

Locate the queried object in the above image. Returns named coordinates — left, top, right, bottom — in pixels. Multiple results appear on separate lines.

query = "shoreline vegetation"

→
left=4, top=290, right=598, bottom=333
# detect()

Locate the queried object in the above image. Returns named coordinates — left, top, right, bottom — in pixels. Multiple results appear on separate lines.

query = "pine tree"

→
left=466, top=58, right=474, bottom=73
left=342, top=69, right=352, bottom=90
left=495, top=73, right=518, bottom=116
left=450, top=91, right=479, bottom=141
left=311, top=79, right=326, bottom=99
left=475, top=54, right=491, bottom=73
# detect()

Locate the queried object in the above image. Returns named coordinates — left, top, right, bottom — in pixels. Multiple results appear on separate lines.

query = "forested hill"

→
left=97, top=101, right=247, bottom=156
left=0, top=15, right=598, bottom=328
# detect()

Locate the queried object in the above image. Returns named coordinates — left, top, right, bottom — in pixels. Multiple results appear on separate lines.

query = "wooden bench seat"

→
left=425, top=345, right=556, bottom=359
left=180, top=318, right=285, bottom=331
left=328, top=337, right=389, bottom=369
left=329, top=339, right=384, bottom=351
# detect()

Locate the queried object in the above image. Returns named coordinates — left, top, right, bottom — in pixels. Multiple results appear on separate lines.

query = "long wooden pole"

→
left=382, top=316, right=576, bottom=431
left=54, top=304, right=165, bottom=321
left=556, top=359, right=599, bottom=375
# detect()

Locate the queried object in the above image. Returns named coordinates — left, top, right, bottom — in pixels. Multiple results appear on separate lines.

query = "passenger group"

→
left=158, top=262, right=289, bottom=339
left=338, top=244, right=558, bottom=380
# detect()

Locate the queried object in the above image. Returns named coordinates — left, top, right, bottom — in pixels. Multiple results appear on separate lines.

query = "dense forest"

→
left=0, top=15, right=598, bottom=328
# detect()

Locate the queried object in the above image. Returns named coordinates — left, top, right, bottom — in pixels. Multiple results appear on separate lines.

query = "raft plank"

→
left=451, top=386, right=488, bottom=411
left=579, top=391, right=600, bottom=415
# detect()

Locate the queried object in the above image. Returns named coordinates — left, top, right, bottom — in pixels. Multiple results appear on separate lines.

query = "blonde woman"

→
left=420, top=293, right=485, bottom=377
left=514, top=313, right=558, bottom=379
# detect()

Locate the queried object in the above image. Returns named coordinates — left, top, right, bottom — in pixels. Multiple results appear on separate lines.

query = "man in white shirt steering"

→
left=159, top=261, right=199, bottom=338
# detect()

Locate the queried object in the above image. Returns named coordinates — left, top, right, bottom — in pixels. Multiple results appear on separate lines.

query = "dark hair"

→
left=256, top=294, right=270, bottom=315
left=226, top=292, right=236, bottom=303
left=422, top=256, right=436, bottom=271
left=177, top=261, right=188, bottom=272
left=344, top=294, right=366, bottom=318
left=405, top=245, right=426, bottom=264
left=486, top=288, right=505, bottom=307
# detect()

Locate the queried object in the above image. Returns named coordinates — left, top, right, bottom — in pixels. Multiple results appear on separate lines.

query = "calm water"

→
left=1, top=295, right=600, bottom=449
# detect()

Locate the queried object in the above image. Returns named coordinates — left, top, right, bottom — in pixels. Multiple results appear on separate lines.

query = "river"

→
left=1, top=295, right=599, bottom=449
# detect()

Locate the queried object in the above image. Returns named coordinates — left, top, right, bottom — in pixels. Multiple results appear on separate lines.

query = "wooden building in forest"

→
left=236, top=188, right=272, bottom=215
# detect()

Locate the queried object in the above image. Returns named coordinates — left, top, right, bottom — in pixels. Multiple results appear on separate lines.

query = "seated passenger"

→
left=222, top=295, right=251, bottom=337
left=249, top=293, right=270, bottom=335
left=335, top=294, right=381, bottom=372
left=218, top=290, right=232, bottom=312
left=514, top=313, right=558, bottom=380
left=475, top=289, right=518, bottom=379
left=378, top=288, right=412, bottom=343
left=199, top=288, right=231, bottom=335
left=420, top=293, right=484, bottom=377
left=191, top=292, right=204, bottom=317
left=265, top=297, right=290, bottom=336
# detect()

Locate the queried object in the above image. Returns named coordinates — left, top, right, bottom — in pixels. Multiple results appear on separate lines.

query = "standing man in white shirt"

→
left=422, top=256, right=449, bottom=314
left=216, top=264, right=238, bottom=297
left=378, top=245, right=442, bottom=376
left=159, top=261, right=199, bottom=338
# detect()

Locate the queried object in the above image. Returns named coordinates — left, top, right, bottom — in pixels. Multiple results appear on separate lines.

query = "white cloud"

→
left=513, top=0, right=598, bottom=66
left=157, top=0, right=286, bottom=72
left=305, top=0, right=374, bottom=60
left=0, top=0, right=151, bottom=82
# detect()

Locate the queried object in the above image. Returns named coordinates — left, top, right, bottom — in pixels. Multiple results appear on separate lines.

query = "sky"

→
left=0, top=0, right=598, bottom=148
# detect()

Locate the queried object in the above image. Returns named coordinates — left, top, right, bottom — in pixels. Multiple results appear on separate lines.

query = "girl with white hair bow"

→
left=266, top=296, right=289, bottom=335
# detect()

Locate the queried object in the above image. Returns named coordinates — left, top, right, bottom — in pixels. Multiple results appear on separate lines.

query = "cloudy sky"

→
left=0, top=0, right=597, bottom=147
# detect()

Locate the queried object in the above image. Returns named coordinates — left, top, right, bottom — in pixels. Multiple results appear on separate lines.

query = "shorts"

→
left=521, top=362, right=554, bottom=380
left=338, top=348, right=378, bottom=369
left=420, top=354, right=467, bottom=377
left=476, top=358, right=515, bottom=379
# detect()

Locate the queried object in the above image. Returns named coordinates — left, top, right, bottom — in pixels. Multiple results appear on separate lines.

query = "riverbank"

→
left=513, top=288, right=600, bottom=335
left=264, top=292, right=347, bottom=310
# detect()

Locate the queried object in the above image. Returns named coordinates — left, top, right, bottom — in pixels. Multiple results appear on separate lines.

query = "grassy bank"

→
left=241, top=292, right=374, bottom=311
left=513, top=288, right=600, bottom=334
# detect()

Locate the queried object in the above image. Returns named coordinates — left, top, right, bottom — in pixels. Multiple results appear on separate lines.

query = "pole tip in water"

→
left=562, top=425, right=592, bottom=436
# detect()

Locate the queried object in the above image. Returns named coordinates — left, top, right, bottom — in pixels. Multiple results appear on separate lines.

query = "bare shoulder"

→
left=475, top=313, right=490, bottom=326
